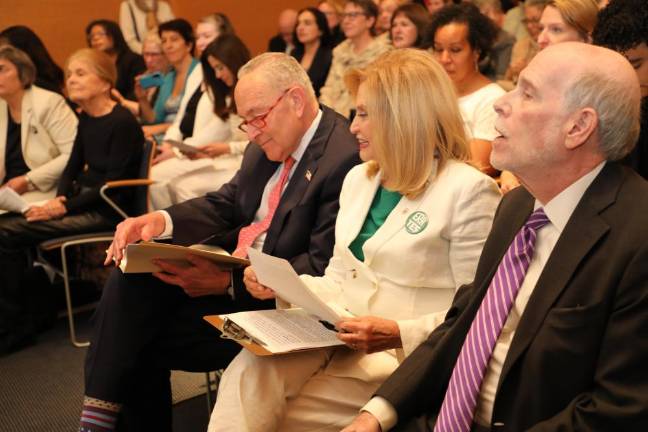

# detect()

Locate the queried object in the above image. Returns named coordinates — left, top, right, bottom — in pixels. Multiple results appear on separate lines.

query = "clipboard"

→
left=204, top=315, right=274, bottom=356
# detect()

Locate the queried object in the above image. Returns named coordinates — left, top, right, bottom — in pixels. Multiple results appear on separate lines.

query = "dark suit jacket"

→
left=376, top=162, right=648, bottom=431
left=292, top=45, right=333, bottom=97
left=268, top=34, right=292, bottom=54
left=166, top=106, right=360, bottom=309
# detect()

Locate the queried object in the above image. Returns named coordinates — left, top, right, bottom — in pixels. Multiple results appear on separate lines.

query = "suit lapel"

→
left=242, top=151, right=279, bottom=223
left=0, top=100, right=7, bottom=182
left=21, top=89, right=33, bottom=154
left=263, top=107, right=333, bottom=253
left=498, top=164, right=619, bottom=388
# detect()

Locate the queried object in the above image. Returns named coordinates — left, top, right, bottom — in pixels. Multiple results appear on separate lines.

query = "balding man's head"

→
left=491, top=42, right=641, bottom=200
left=278, top=9, right=298, bottom=44
left=537, top=43, right=641, bottom=160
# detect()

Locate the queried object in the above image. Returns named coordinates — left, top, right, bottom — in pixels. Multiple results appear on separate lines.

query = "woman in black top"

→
left=86, top=19, right=145, bottom=100
left=0, top=48, right=143, bottom=351
left=291, top=7, right=333, bottom=97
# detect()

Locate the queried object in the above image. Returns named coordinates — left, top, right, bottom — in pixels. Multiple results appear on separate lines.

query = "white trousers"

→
left=149, top=155, right=241, bottom=209
left=208, top=348, right=381, bottom=432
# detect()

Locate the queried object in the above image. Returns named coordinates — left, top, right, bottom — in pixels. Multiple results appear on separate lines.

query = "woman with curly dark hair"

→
left=423, top=2, right=504, bottom=177
left=593, top=0, right=648, bottom=179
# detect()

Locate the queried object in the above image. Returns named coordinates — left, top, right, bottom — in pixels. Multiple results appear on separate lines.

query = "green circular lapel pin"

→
left=405, top=211, right=428, bottom=234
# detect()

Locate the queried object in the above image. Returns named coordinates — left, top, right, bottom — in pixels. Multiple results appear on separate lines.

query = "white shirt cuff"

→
left=157, top=210, right=174, bottom=238
left=362, top=396, right=398, bottom=431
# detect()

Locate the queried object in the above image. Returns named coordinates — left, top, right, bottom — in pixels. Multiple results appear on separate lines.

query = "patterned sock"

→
left=78, top=396, right=122, bottom=432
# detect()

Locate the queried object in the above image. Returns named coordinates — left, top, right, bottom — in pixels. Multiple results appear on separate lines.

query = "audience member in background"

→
left=319, top=0, right=346, bottom=46
left=137, top=18, right=197, bottom=142
left=112, top=32, right=169, bottom=117
left=0, top=26, right=65, bottom=94
left=390, top=3, right=431, bottom=49
left=376, top=0, right=407, bottom=37
left=208, top=47, right=500, bottom=432
left=0, top=45, right=76, bottom=208
left=160, top=13, right=234, bottom=151
left=268, top=9, right=298, bottom=54
left=424, top=0, right=451, bottom=15
left=503, top=0, right=529, bottom=40
left=79, top=52, right=359, bottom=432
left=505, top=0, right=548, bottom=84
left=342, top=42, right=647, bottom=432
left=537, top=0, right=598, bottom=49
left=292, top=7, right=333, bottom=97
left=0, top=48, right=142, bottom=354
left=473, top=0, right=516, bottom=80
left=424, top=3, right=504, bottom=176
left=119, top=0, right=174, bottom=54
left=594, top=0, right=648, bottom=179
left=320, top=0, right=392, bottom=118
left=85, top=19, right=145, bottom=101
left=150, top=34, right=250, bottom=209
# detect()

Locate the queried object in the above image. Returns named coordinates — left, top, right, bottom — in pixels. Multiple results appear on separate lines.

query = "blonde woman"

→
left=537, top=0, right=598, bottom=49
left=208, top=48, right=501, bottom=432
left=119, top=0, right=174, bottom=54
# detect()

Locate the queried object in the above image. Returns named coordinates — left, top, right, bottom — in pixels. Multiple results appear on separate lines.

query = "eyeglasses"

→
left=88, top=31, right=108, bottom=40
left=238, top=88, right=291, bottom=133
left=142, top=51, right=163, bottom=57
left=342, top=11, right=367, bottom=20
left=522, top=17, right=541, bottom=25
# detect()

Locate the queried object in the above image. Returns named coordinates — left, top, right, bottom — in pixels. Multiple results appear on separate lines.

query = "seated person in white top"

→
left=0, top=45, right=76, bottom=209
left=208, top=48, right=501, bottom=432
left=424, top=3, right=506, bottom=178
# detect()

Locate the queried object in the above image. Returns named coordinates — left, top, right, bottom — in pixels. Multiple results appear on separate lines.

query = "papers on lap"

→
left=118, top=241, right=249, bottom=273
left=204, top=309, right=344, bottom=356
left=0, top=187, right=30, bottom=213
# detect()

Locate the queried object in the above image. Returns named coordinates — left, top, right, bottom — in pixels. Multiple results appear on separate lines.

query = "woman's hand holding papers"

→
left=336, top=316, right=402, bottom=354
left=243, top=266, right=276, bottom=300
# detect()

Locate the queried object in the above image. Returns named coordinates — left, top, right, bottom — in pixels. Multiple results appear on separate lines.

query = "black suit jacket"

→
left=377, top=162, right=648, bottom=431
left=268, top=34, right=289, bottom=53
left=166, top=106, right=360, bottom=309
left=292, top=45, right=333, bottom=97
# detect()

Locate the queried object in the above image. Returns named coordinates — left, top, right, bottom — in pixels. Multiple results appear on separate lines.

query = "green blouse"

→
left=348, top=186, right=402, bottom=262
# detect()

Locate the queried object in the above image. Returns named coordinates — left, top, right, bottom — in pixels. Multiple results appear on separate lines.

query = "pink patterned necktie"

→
left=434, top=208, right=550, bottom=432
left=232, top=157, right=295, bottom=258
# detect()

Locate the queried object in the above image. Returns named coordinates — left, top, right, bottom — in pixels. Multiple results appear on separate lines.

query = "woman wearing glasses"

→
left=319, top=0, right=391, bottom=118
left=208, top=48, right=500, bottom=432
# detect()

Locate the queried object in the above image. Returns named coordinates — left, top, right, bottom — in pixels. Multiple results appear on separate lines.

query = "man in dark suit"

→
left=343, top=42, right=648, bottom=432
left=78, top=53, right=359, bottom=432
left=268, top=8, right=298, bottom=54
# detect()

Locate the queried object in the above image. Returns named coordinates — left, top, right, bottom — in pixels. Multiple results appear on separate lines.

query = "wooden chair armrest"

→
left=104, top=179, right=155, bottom=189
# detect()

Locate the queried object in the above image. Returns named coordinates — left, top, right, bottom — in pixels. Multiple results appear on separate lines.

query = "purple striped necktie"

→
left=434, top=207, right=550, bottom=432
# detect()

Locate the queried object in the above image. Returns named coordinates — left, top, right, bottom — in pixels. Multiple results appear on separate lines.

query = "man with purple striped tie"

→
left=342, top=42, right=648, bottom=432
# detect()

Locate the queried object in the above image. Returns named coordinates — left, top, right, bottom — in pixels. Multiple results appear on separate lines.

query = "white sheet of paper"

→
left=247, top=248, right=342, bottom=325
left=0, top=187, right=29, bottom=213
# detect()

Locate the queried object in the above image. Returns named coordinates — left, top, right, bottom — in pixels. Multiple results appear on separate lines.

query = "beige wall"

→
left=0, top=0, right=314, bottom=67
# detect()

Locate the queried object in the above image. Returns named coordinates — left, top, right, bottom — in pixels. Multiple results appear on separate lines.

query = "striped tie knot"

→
left=524, top=208, right=550, bottom=232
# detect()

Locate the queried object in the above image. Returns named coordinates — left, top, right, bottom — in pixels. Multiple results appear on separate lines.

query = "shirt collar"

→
left=535, top=161, right=606, bottom=232
left=289, top=108, right=322, bottom=164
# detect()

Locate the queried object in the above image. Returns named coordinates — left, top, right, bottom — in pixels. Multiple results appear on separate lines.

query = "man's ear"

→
left=564, top=107, right=598, bottom=150
left=289, top=87, right=307, bottom=117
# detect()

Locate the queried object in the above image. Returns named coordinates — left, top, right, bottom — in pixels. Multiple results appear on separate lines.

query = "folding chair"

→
left=37, top=140, right=155, bottom=347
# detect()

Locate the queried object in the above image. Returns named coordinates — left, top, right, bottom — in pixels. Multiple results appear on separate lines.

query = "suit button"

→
left=351, top=269, right=357, bottom=279
left=492, top=422, right=505, bottom=428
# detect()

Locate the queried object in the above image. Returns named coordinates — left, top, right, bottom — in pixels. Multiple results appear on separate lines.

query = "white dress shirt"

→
left=363, top=162, right=606, bottom=431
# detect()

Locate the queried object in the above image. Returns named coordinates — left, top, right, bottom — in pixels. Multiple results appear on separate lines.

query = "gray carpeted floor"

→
left=0, top=311, right=212, bottom=432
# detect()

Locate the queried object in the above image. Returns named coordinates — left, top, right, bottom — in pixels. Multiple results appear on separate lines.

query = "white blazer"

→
left=300, top=160, right=501, bottom=382
left=0, top=86, right=77, bottom=200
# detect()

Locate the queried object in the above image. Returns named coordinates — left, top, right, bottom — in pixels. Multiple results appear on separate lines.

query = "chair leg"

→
left=61, top=243, right=89, bottom=348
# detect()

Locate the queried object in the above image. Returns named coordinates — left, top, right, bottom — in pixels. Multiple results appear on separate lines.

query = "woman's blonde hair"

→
left=548, top=0, right=599, bottom=41
left=65, top=48, right=117, bottom=88
left=345, top=48, right=469, bottom=198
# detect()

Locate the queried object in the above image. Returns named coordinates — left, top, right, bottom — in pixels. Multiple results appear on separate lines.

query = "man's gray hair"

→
left=525, top=0, right=550, bottom=9
left=564, top=71, right=640, bottom=160
left=238, top=52, right=316, bottom=100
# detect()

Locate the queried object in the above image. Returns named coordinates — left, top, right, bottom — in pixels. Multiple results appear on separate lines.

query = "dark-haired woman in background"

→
left=424, top=3, right=505, bottom=176
left=594, top=0, right=648, bottom=179
left=292, top=7, right=333, bottom=97
left=149, top=34, right=250, bottom=208
left=85, top=19, right=145, bottom=100
left=137, top=18, right=198, bottom=143
left=0, top=25, right=65, bottom=94
left=390, top=3, right=431, bottom=48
